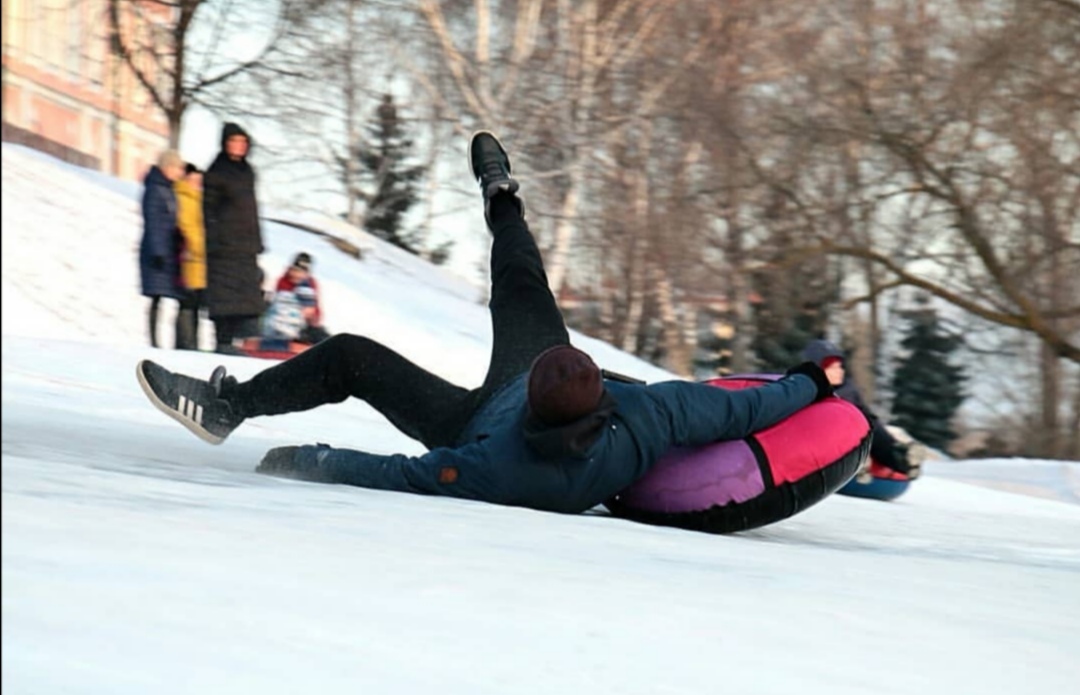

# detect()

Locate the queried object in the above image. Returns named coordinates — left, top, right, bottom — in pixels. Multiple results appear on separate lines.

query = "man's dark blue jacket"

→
left=280, top=373, right=819, bottom=514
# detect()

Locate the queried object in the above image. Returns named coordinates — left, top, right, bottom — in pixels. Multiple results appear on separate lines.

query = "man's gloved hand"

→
left=880, top=441, right=925, bottom=480
left=150, top=255, right=166, bottom=271
left=257, top=446, right=299, bottom=475
left=882, top=441, right=912, bottom=475
left=784, top=361, right=834, bottom=402
left=896, top=441, right=927, bottom=480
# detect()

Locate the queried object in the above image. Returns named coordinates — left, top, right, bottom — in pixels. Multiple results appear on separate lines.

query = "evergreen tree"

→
left=749, top=264, right=834, bottom=373
left=890, top=301, right=967, bottom=450
left=355, top=94, right=431, bottom=258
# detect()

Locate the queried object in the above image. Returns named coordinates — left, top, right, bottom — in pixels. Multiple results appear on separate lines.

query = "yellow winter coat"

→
left=174, top=178, right=207, bottom=290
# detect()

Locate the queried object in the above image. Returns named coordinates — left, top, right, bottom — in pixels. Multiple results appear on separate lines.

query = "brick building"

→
left=2, top=0, right=170, bottom=179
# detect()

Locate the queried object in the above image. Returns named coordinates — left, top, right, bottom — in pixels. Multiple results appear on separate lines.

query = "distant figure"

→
left=203, top=122, right=265, bottom=354
left=801, top=339, right=920, bottom=478
left=174, top=163, right=206, bottom=350
left=263, top=252, right=330, bottom=345
left=139, top=149, right=186, bottom=348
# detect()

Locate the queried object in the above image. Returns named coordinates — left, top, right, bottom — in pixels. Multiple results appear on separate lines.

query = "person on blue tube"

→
left=801, top=339, right=921, bottom=479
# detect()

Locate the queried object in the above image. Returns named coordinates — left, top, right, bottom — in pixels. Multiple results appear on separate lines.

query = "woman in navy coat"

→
left=139, top=150, right=186, bottom=348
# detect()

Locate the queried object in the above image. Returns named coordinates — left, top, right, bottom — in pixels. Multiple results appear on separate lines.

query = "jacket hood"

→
left=220, top=122, right=252, bottom=151
left=522, top=390, right=617, bottom=459
left=800, top=339, right=845, bottom=367
left=144, top=165, right=172, bottom=187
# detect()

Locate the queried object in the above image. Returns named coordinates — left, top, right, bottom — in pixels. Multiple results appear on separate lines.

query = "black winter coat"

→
left=203, top=123, right=266, bottom=318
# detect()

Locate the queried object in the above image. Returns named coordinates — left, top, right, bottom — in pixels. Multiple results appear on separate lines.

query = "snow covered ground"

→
left=930, top=458, right=1080, bottom=505
left=3, top=144, right=1079, bottom=694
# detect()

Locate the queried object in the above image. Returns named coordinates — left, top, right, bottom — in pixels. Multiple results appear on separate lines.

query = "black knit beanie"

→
left=526, top=345, right=604, bottom=426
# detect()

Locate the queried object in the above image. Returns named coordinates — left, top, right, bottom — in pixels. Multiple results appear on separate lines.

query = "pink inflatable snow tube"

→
left=605, top=376, right=871, bottom=533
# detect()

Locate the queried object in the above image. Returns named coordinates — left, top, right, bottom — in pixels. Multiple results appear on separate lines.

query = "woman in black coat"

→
left=203, top=122, right=266, bottom=353
left=139, top=150, right=186, bottom=348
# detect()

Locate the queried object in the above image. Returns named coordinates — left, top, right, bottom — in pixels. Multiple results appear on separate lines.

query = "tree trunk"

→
left=343, top=0, right=361, bottom=227
left=421, top=104, right=442, bottom=251
left=657, top=271, right=692, bottom=375
left=1039, top=342, right=1062, bottom=457
left=1068, top=369, right=1080, bottom=460
left=722, top=197, right=751, bottom=373
left=728, top=266, right=752, bottom=374
left=546, top=168, right=581, bottom=297
left=620, top=177, right=649, bottom=354
left=168, top=112, right=182, bottom=149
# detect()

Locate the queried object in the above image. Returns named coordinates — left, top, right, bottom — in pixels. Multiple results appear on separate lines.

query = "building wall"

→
left=1, top=0, right=170, bottom=179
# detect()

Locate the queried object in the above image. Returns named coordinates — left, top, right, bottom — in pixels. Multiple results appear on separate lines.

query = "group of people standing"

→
left=138, top=122, right=327, bottom=353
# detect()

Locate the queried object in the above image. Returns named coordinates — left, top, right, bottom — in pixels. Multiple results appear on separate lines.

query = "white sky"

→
left=3, top=143, right=1079, bottom=694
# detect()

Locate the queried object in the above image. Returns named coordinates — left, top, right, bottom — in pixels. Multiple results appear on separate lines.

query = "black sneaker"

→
left=469, top=130, right=524, bottom=226
left=136, top=360, right=242, bottom=445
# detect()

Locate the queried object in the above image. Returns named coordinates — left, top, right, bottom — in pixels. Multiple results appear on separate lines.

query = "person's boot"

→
left=136, top=360, right=242, bottom=445
left=148, top=298, right=160, bottom=348
left=175, top=308, right=197, bottom=350
left=469, top=130, right=524, bottom=228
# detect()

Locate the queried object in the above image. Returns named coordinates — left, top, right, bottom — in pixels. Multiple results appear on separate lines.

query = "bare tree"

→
left=272, top=0, right=383, bottom=226
left=407, top=0, right=721, bottom=295
left=107, top=0, right=303, bottom=147
left=732, top=0, right=1079, bottom=453
left=169, top=0, right=1077, bottom=423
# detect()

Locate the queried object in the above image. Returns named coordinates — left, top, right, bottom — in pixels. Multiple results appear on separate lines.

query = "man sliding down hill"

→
left=136, top=131, right=839, bottom=514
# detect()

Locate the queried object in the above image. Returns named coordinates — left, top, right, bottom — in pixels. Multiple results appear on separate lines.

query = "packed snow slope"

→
left=3, top=144, right=1079, bottom=695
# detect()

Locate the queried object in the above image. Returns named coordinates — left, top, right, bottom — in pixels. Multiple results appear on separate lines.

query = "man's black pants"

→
left=229, top=195, right=569, bottom=449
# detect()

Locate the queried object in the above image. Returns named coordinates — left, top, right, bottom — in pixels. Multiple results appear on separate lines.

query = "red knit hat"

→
left=821, top=355, right=843, bottom=370
left=527, top=345, right=604, bottom=425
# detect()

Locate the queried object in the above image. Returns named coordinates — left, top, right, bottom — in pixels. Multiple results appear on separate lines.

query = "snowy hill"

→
left=3, top=144, right=1079, bottom=694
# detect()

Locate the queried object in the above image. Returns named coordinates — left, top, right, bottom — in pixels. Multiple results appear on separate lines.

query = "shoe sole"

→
left=135, top=360, right=226, bottom=445
left=468, top=130, right=518, bottom=194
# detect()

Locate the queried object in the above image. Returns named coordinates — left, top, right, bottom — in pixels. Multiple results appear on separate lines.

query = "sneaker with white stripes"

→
left=136, top=360, right=243, bottom=445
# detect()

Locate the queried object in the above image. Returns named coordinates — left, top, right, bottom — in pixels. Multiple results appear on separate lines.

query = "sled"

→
left=836, top=461, right=912, bottom=501
left=237, top=337, right=312, bottom=361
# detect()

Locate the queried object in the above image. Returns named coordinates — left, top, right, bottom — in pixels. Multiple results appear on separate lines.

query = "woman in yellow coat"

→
left=174, top=163, right=207, bottom=350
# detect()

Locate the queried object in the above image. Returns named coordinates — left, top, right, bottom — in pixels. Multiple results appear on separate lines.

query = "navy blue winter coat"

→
left=139, top=165, right=183, bottom=299
left=280, top=373, right=820, bottom=514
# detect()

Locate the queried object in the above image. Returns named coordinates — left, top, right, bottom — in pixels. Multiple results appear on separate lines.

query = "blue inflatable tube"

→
left=837, top=474, right=911, bottom=501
